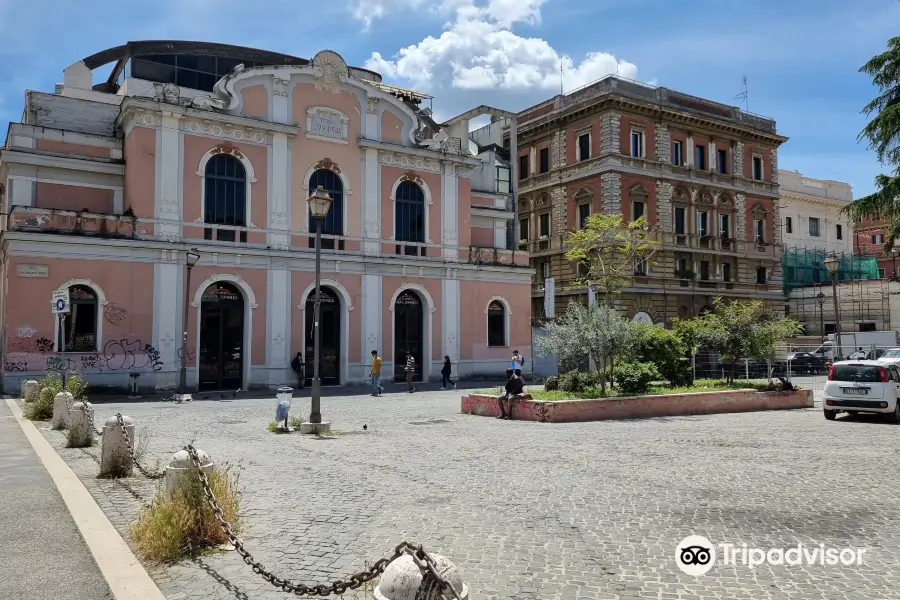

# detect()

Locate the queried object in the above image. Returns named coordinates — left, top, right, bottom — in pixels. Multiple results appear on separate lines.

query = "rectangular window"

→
left=674, top=207, right=686, bottom=235
left=539, top=148, right=550, bottom=174
left=502, top=133, right=510, bottom=150
left=578, top=203, right=591, bottom=229
left=809, top=217, right=821, bottom=237
left=757, top=266, right=767, bottom=284
left=578, top=133, right=590, bottom=162
left=496, top=166, right=510, bottom=194
left=879, top=268, right=887, bottom=278
left=630, top=130, right=645, bottom=158
left=695, top=145, right=706, bottom=170
left=541, top=261, right=550, bottom=279
left=723, top=263, right=732, bottom=282
left=700, top=261, right=710, bottom=280
left=720, top=214, right=730, bottom=238
left=677, top=258, right=688, bottom=277
left=633, top=201, right=645, bottom=222
left=717, top=149, right=728, bottom=174
left=634, top=257, right=648, bottom=275
left=672, top=141, right=682, bottom=166
left=519, top=155, right=528, bottom=179
left=697, top=211, right=709, bottom=236
left=755, top=219, right=764, bottom=243
left=785, top=216, right=793, bottom=234
left=752, top=156, right=763, bottom=180
left=836, top=224, right=843, bottom=240
left=539, top=213, right=550, bottom=237
left=518, top=218, right=528, bottom=241
left=873, top=233, right=885, bottom=244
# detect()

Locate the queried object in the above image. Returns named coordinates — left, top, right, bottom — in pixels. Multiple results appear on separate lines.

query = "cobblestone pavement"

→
left=32, top=387, right=900, bottom=600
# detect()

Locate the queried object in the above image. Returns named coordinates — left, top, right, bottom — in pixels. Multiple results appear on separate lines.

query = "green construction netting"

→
left=782, top=249, right=880, bottom=292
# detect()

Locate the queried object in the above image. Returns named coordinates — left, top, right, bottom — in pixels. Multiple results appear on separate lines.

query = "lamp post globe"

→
left=307, top=186, right=332, bottom=425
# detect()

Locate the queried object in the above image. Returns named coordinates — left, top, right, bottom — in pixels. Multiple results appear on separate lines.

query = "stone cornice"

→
left=778, top=191, right=852, bottom=210
left=117, top=97, right=299, bottom=137
left=0, top=149, right=123, bottom=175
left=359, top=138, right=481, bottom=168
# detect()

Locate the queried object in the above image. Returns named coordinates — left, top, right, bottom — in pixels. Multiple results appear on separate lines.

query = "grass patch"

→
left=24, top=372, right=88, bottom=421
left=65, top=423, right=93, bottom=448
left=289, top=415, right=306, bottom=428
left=474, top=378, right=774, bottom=401
left=130, top=464, right=241, bottom=563
left=267, top=420, right=279, bottom=433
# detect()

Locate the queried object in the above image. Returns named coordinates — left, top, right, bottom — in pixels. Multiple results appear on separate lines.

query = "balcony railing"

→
left=8, top=206, right=138, bottom=239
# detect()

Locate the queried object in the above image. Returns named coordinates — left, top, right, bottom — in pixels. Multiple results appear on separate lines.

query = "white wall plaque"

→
left=17, top=264, right=48, bottom=278
left=306, top=107, right=349, bottom=144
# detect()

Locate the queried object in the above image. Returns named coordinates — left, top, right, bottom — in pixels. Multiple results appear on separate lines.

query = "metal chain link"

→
left=116, top=413, right=165, bottom=479
left=184, top=444, right=463, bottom=599
left=86, top=403, right=102, bottom=437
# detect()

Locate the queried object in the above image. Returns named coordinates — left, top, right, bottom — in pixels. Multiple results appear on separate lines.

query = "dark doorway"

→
left=393, top=290, right=424, bottom=382
left=305, top=287, right=341, bottom=386
left=198, top=282, right=244, bottom=391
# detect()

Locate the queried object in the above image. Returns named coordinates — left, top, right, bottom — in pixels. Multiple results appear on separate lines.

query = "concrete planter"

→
left=461, top=388, right=814, bottom=423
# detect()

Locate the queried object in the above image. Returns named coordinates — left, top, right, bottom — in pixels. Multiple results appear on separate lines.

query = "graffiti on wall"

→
left=103, top=304, right=128, bottom=327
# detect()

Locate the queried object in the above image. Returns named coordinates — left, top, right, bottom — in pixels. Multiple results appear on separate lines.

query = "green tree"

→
left=689, top=297, right=802, bottom=383
left=565, top=214, right=659, bottom=305
left=534, top=300, right=634, bottom=393
left=628, top=322, right=691, bottom=386
left=841, top=37, right=900, bottom=247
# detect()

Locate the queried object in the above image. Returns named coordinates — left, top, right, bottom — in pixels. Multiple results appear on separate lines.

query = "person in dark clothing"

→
left=290, top=352, right=304, bottom=389
left=441, top=355, right=456, bottom=390
left=497, top=369, right=524, bottom=420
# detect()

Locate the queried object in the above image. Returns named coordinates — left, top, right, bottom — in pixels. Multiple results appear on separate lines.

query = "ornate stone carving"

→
left=380, top=153, right=441, bottom=173
left=696, top=190, right=713, bottom=205
left=181, top=119, right=268, bottom=144
left=400, top=172, right=424, bottom=186
left=366, top=97, right=380, bottom=114
left=443, top=229, right=458, bottom=244
left=312, top=50, right=349, bottom=94
left=271, top=212, right=287, bottom=225
left=363, top=220, right=379, bottom=237
left=162, top=83, right=180, bottom=104
left=313, top=158, right=341, bottom=174
left=272, top=76, right=289, bottom=97
left=455, top=165, right=473, bottom=178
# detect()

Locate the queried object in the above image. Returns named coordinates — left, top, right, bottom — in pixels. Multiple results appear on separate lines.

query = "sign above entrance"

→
left=395, top=292, right=420, bottom=306
left=202, top=284, right=241, bottom=303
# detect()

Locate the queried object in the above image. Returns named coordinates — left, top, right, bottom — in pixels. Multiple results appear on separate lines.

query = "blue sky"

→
left=1, top=0, right=897, bottom=196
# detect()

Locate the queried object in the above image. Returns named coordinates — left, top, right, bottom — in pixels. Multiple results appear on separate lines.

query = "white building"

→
left=778, top=169, right=853, bottom=254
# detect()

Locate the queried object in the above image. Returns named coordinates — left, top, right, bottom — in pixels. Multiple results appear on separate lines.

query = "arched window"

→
left=487, top=300, right=507, bottom=347
left=204, top=154, right=247, bottom=243
left=395, top=180, right=426, bottom=257
left=58, top=285, right=98, bottom=352
left=308, top=169, right=344, bottom=250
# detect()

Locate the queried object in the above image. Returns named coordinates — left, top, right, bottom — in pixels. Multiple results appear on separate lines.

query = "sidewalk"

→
left=0, top=401, right=114, bottom=600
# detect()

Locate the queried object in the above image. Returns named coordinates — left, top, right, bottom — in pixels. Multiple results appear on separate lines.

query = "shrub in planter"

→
left=544, top=376, right=559, bottom=391
left=558, top=370, right=603, bottom=394
left=612, top=361, right=661, bottom=395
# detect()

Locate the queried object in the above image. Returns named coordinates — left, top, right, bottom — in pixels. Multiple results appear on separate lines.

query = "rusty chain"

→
left=116, top=413, right=165, bottom=480
left=86, top=403, right=102, bottom=437
left=184, top=444, right=463, bottom=599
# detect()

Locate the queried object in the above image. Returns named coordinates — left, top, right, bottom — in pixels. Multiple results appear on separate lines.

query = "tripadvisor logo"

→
left=676, top=536, right=866, bottom=576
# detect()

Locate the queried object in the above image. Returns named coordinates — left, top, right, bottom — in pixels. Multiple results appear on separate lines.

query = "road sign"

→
left=52, top=289, right=70, bottom=314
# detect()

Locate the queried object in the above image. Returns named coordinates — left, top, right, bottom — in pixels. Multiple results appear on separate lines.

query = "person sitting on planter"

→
left=497, top=369, right=525, bottom=420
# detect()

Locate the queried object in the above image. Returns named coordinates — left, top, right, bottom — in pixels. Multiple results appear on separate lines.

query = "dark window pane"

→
left=395, top=181, right=425, bottom=243
left=176, top=69, right=199, bottom=89
left=197, top=73, right=218, bottom=92
left=144, top=54, right=176, bottom=66
left=204, top=155, right=247, bottom=235
left=832, top=365, right=883, bottom=382
left=195, top=55, right=217, bottom=72
left=308, top=169, right=344, bottom=236
left=131, top=59, right=176, bottom=83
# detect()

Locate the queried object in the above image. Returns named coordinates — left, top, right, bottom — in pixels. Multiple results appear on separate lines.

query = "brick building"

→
left=854, top=216, right=899, bottom=279
left=514, top=76, right=788, bottom=324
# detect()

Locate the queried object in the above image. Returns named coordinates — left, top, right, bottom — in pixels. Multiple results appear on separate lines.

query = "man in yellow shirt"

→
left=370, top=350, right=384, bottom=396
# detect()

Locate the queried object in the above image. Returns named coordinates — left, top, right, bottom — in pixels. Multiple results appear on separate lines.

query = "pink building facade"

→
left=0, top=43, right=531, bottom=392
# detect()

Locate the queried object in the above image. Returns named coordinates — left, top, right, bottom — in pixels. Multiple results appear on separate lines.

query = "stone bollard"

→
left=22, top=380, right=39, bottom=402
left=165, top=449, right=213, bottom=496
left=67, top=402, right=93, bottom=448
left=374, top=553, right=469, bottom=600
left=100, top=415, right=134, bottom=477
left=51, top=391, right=74, bottom=429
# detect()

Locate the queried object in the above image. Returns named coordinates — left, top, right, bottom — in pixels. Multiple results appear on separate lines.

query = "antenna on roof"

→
left=734, top=76, right=749, bottom=112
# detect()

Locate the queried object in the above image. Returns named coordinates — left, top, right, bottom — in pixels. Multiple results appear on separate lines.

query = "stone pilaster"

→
left=734, top=193, right=746, bottom=242
left=656, top=181, right=672, bottom=231
left=732, top=142, right=744, bottom=176
left=654, top=123, right=670, bottom=163
left=551, top=129, right=567, bottom=169
left=550, top=185, right=567, bottom=241
left=601, top=173, right=622, bottom=214
left=600, top=112, right=620, bottom=154
left=770, top=148, right=779, bottom=184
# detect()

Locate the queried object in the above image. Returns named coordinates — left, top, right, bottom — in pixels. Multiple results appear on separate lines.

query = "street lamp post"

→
left=179, top=247, right=201, bottom=398
left=816, top=291, right=826, bottom=340
left=892, top=246, right=899, bottom=280
left=823, top=254, right=842, bottom=360
left=307, top=186, right=333, bottom=424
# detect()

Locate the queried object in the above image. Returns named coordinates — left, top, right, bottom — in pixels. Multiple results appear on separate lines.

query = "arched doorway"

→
left=198, top=282, right=244, bottom=391
left=393, top=290, right=424, bottom=382
left=305, top=287, right=341, bottom=386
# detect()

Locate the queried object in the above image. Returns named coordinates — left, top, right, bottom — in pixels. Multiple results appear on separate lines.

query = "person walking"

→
left=511, top=350, right=525, bottom=372
left=369, top=350, right=384, bottom=396
left=290, top=352, right=304, bottom=389
left=441, top=355, right=456, bottom=390
left=405, top=351, right=416, bottom=393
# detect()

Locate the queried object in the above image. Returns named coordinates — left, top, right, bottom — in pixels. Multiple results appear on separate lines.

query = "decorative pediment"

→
left=537, top=193, right=549, bottom=207
left=717, top=193, right=734, bottom=209
left=519, top=197, right=531, bottom=211
left=573, top=187, right=594, bottom=201
left=672, top=187, right=689, bottom=202
left=628, top=184, right=650, bottom=200
left=696, top=190, right=713, bottom=205
left=751, top=203, right=768, bottom=217
left=312, top=50, right=349, bottom=95
left=313, top=158, right=342, bottom=174
left=210, top=144, right=245, bottom=160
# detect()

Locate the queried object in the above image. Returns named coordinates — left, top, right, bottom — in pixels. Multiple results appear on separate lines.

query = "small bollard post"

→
left=165, top=449, right=213, bottom=496
left=51, top=391, right=74, bottom=429
left=276, top=386, right=293, bottom=431
left=100, top=415, right=134, bottom=477
left=374, top=553, right=469, bottom=600
left=22, top=380, right=39, bottom=402
left=67, top=402, right=92, bottom=447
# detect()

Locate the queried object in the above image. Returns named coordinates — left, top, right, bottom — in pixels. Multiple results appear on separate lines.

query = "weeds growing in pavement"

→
left=24, top=372, right=88, bottom=421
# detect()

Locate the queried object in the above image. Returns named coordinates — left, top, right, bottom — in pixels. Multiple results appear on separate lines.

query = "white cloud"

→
left=362, top=0, right=636, bottom=92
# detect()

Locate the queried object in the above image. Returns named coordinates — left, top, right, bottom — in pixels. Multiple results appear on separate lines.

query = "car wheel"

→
left=824, top=409, right=837, bottom=421
left=892, top=401, right=900, bottom=425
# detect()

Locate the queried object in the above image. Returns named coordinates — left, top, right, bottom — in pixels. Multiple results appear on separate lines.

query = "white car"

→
left=823, top=360, right=900, bottom=422
left=877, top=348, right=900, bottom=366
